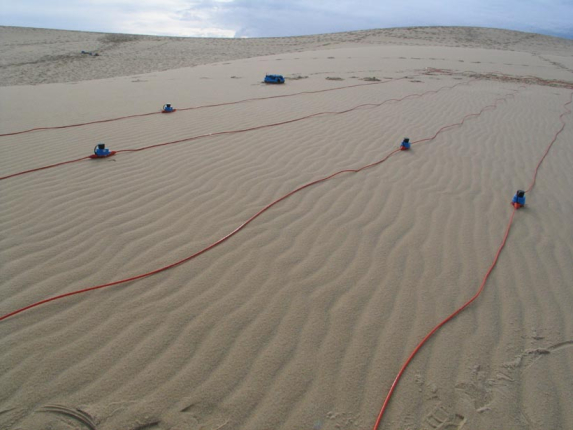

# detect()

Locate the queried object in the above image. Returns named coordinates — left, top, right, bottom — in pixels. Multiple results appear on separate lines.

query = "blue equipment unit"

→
left=512, top=190, right=526, bottom=208
left=94, top=143, right=110, bottom=157
left=264, top=74, right=285, bottom=84
left=400, top=137, right=411, bottom=151
left=162, top=103, right=175, bottom=113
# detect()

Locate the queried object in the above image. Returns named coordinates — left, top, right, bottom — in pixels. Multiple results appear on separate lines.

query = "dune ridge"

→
left=2, top=25, right=573, bottom=86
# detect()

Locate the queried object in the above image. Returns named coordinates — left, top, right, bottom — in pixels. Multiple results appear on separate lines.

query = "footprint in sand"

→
left=325, top=411, right=362, bottom=429
left=11, top=404, right=98, bottom=430
left=454, top=339, right=573, bottom=427
left=421, top=404, right=466, bottom=430
left=177, top=402, right=229, bottom=430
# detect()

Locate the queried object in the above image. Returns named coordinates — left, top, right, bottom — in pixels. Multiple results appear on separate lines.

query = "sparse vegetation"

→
left=99, top=34, right=140, bottom=44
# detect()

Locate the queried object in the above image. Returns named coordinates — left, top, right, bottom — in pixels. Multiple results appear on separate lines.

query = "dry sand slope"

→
left=2, top=25, right=573, bottom=86
left=1, top=26, right=573, bottom=430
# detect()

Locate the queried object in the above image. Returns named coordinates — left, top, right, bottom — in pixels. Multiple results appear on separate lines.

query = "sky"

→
left=1, top=0, right=572, bottom=40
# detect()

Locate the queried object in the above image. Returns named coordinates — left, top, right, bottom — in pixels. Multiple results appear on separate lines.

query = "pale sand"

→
left=0, top=26, right=572, bottom=430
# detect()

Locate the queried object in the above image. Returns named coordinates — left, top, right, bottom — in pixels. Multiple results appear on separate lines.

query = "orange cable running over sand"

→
left=0, top=90, right=519, bottom=322
left=0, top=79, right=405, bottom=138
left=371, top=89, right=573, bottom=430
left=0, top=80, right=473, bottom=181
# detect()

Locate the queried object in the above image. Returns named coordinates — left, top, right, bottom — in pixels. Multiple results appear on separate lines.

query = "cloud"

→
left=1, top=0, right=572, bottom=39
left=0, top=0, right=235, bottom=37
left=187, top=0, right=573, bottom=39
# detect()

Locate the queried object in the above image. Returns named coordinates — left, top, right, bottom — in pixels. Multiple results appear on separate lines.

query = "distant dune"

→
left=1, top=25, right=572, bottom=430
left=1, top=25, right=573, bottom=86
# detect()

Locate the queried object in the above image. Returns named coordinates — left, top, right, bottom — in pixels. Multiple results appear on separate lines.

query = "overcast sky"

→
left=1, top=0, right=572, bottom=39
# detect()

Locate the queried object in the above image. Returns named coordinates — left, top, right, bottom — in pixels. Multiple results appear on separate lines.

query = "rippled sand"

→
left=1, top=26, right=572, bottom=430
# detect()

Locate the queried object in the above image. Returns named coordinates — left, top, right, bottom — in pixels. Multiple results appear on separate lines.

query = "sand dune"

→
left=2, top=25, right=573, bottom=86
left=1, top=26, right=572, bottom=430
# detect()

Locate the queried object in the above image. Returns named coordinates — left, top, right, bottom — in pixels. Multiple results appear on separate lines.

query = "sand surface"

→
left=1, top=26, right=573, bottom=430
